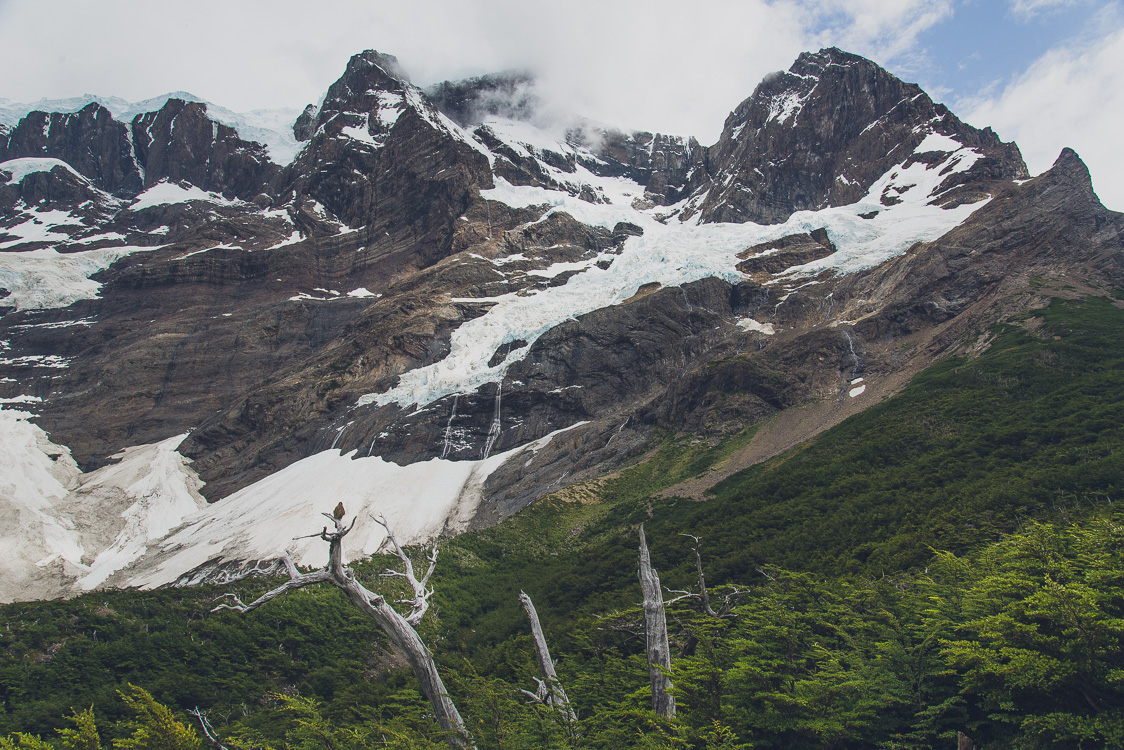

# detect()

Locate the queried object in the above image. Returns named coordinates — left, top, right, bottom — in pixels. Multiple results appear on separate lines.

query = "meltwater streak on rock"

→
left=481, top=383, right=502, bottom=460
left=844, top=330, right=861, bottom=378
left=440, top=394, right=460, bottom=459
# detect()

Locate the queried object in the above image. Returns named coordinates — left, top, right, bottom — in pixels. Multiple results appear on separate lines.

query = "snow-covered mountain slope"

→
left=1, top=47, right=1120, bottom=602
left=0, top=93, right=303, bottom=165
left=360, top=134, right=989, bottom=410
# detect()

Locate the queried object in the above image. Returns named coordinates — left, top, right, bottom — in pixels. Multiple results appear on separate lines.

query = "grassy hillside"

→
left=3, top=297, right=1123, bottom=748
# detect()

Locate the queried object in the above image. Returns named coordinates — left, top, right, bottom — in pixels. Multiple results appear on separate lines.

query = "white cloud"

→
left=1009, top=0, right=1079, bottom=20
left=0, top=0, right=960, bottom=146
left=963, top=19, right=1124, bottom=209
left=802, top=0, right=955, bottom=62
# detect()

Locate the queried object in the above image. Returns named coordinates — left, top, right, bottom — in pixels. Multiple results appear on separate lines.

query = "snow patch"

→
left=0, top=405, right=84, bottom=603
left=72, top=435, right=208, bottom=590
left=0, top=354, right=72, bottom=369
left=130, top=180, right=235, bottom=210
left=915, top=132, right=963, bottom=154
left=737, top=318, right=775, bottom=335
left=0, top=157, right=83, bottom=184
left=0, top=411, right=208, bottom=602
left=767, top=90, right=811, bottom=124
left=0, top=395, right=43, bottom=405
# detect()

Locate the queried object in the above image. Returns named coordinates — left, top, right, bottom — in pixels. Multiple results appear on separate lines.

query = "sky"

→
left=0, top=0, right=1121, bottom=208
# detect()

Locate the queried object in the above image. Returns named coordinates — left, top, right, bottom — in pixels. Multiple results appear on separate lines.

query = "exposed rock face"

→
left=426, top=70, right=704, bottom=205
left=0, top=162, right=115, bottom=219
left=1, top=103, right=143, bottom=195
left=131, top=99, right=279, bottom=200
left=583, top=130, right=706, bottom=205
left=426, top=71, right=539, bottom=127
left=293, top=104, right=318, bottom=141
left=694, top=48, right=1028, bottom=224
left=1, top=46, right=1122, bottom=599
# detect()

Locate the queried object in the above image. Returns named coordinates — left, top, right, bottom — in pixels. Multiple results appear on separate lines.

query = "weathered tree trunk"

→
left=638, top=524, right=675, bottom=718
left=957, top=731, right=974, bottom=750
left=214, top=514, right=473, bottom=749
left=519, top=591, right=578, bottom=730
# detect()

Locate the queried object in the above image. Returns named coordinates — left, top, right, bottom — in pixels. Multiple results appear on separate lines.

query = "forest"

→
left=2, top=296, right=1122, bottom=749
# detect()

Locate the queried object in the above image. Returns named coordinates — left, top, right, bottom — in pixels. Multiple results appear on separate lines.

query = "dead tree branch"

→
left=638, top=524, right=675, bottom=718
left=211, top=512, right=473, bottom=749
left=372, top=514, right=437, bottom=626
left=188, top=707, right=230, bottom=750
left=682, top=534, right=717, bottom=616
left=519, top=591, right=578, bottom=730
left=209, top=559, right=286, bottom=586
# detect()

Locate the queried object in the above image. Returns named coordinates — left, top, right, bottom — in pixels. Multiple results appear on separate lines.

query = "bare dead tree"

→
left=188, top=707, right=230, bottom=750
left=665, top=534, right=748, bottom=618
left=662, top=534, right=746, bottom=658
left=638, top=524, right=675, bottom=718
left=518, top=591, right=578, bottom=732
left=212, top=512, right=473, bottom=749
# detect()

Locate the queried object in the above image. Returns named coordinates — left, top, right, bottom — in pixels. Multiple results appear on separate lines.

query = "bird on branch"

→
left=333, top=502, right=346, bottom=520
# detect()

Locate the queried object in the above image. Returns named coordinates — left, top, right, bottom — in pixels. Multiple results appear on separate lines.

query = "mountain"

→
left=1, top=46, right=1121, bottom=603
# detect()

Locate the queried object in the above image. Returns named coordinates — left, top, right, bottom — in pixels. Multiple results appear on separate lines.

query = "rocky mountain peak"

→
left=1049, top=146, right=1098, bottom=194
left=316, top=50, right=410, bottom=125
left=293, top=104, right=318, bottom=141
left=692, top=47, right=1028, bottom=224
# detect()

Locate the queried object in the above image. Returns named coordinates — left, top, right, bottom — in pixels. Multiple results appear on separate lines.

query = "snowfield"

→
left=0, top=400, right=582, bottom=600
left=0, top=406, right=209, bottom=602
left=122, top=425, right=580, bottom=590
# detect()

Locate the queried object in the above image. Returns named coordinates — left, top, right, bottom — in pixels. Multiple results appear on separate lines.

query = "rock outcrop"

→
left=131, top=98, right=279, bottom=200
left=1, top=102, right=143, bottom=195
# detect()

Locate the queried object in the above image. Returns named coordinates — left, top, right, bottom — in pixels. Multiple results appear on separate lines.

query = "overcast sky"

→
left=1, top=0, right=1121, bottom=208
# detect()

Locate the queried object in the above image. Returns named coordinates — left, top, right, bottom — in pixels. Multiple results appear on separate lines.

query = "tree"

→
left=56, top=709, right=101, bottom=750
left=114, top=685, right=204, bottom=750
left=518, top=591, right=578, bottom=732
left=638, top=525, right=675, bottom=718
left=942, top=514, right=1124, bottom=747
left=213, top=513, right=473, bottom=749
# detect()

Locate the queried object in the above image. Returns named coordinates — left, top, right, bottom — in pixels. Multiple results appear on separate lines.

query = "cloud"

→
left=963, top=18, right=1124, bottom=209
left=0, top=0, right=966, bottom=145
left=802, top=0, right=954, bottom=62
left=1009, top=0, right=1079, bottom=20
